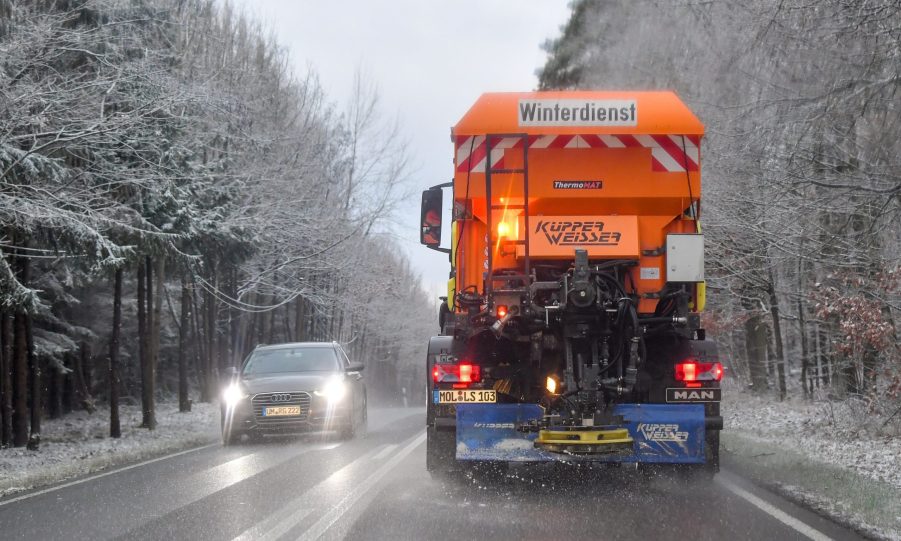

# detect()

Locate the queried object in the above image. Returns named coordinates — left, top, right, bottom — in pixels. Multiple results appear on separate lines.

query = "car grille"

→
left=252, top=392, right=312, bottom=423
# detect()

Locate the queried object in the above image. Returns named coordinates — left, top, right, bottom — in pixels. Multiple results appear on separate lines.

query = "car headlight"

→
left=223, top=384, right=248, bottom=407
left=314, top=377, right=346, bottom=402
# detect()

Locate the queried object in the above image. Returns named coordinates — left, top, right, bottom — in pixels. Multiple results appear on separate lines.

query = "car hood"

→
left=239, top=373, right=339, bottom=394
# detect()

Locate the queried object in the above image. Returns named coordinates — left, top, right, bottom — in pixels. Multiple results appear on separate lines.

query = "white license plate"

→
left=263, top=405, right=301, bottom=416
left=436, top=390, right=497, bottom=404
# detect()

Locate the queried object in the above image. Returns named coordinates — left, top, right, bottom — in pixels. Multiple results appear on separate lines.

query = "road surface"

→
left=0, top=407, right=863, bottom=541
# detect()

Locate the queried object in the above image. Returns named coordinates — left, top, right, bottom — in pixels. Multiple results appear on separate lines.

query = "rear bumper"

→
left=450, top=403, right=715, bottom=464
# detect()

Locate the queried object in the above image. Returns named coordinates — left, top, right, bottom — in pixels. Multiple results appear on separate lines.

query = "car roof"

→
left=254, top=342, right=338, bottom=351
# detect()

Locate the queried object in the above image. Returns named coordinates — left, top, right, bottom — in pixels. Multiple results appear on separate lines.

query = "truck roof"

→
left=453, top=91, right=703, bottom=137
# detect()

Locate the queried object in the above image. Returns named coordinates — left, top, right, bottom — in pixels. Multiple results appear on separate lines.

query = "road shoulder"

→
left=722, top=432, right=900, bottom=540
left=0, top=401, right=219, bottom=500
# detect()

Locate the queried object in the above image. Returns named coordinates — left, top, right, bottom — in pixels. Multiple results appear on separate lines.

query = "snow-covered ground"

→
left=723, top=387, right=901, bottom=540
left=0, top=401, right=220, bottom=499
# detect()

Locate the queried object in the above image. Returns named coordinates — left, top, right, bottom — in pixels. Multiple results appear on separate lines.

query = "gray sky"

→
left=234, top=0, right=571, bottom=298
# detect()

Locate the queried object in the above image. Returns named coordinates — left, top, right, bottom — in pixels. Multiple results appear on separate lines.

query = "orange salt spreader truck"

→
left=420, top=91, right=723, bottom=478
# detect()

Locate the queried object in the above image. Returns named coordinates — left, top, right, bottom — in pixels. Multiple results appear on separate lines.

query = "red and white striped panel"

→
left=454, top=134, right=700, bottom=173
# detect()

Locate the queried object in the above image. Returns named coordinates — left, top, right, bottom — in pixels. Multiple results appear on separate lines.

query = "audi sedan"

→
left=220, top=342, right=367, bottom=445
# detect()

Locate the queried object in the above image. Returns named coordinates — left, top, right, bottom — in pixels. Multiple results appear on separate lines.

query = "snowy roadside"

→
left=722, top=389, right=901, bottom=540
left=0, top=401, right=220, bottom=499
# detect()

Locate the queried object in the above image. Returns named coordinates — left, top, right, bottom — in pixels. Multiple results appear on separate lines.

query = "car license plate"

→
left=434, top=390, right=497, bottom=404
left=263, top=405, right=301, bottom=416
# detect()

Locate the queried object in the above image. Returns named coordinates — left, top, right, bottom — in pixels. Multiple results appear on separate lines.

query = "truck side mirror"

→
left=420, top=188, right=443, bottom=247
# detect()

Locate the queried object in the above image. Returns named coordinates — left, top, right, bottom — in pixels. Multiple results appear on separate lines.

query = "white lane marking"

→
left=296, top=431, right=426, bottom=541
left=231, top=445, right=385, bottom=541
left=233, top=508, right=314, bottom=541
left=0, top=443, right=218, bottom=507
left=717, top=477, right=833, bottom=541
left=371, top=444, right=397, bottom=460
left=173, top=442, right=341, bottom=512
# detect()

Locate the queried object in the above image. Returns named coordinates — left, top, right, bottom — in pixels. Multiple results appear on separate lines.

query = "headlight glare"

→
left=314, top=377, right=346, bottom=401
left=223, top=384, right=247, bottom=407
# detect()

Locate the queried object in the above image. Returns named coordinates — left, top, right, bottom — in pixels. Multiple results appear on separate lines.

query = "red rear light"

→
left=679, top=362, right=697, bottom=382
left=433, top=362, right=481, bottom=384
left=459, top=362, right=474, bottom=383
left=496, top=305, right=508, bottom=318
left=675, top=360, right=722, bottom=382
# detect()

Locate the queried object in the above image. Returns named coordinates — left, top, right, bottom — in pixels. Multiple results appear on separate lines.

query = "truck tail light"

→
left=433, top=362, right=481, bottom=384
left=496, top=305, right=508, bottom=318
left=675, top=360, right=722, bottom=382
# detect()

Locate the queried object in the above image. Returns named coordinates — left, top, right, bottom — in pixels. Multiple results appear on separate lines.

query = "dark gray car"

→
left=221, top=342, right=366, bottom=445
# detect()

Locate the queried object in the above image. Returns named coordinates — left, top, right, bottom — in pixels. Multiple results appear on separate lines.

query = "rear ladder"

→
left=484, top=133, right=531, bottom=308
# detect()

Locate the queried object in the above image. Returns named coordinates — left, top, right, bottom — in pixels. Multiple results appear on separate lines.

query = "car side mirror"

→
left=346, top=362, right=364, bottom=373
left=420, top=188, right=443, bottom=247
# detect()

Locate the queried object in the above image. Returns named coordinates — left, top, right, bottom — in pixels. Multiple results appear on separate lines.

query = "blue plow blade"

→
left=455, top=403, right=706, bottom=464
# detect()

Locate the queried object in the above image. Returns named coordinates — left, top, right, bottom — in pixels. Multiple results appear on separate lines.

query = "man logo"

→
left=665, top=388, right=721, bottom=403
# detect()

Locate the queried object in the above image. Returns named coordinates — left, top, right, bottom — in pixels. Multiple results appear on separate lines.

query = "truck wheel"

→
left=683, top=430, right=720, bottom=482
left=706, top=430, right=720, bottom=472
left=426, top=426, right=459, bottom=479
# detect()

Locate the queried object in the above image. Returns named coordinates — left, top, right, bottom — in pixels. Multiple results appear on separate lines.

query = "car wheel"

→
left=358, top=395, right=368, bottom=438
left=222, top=428, right=243, bottom=446
left=339, top=411, right=356, bottom=440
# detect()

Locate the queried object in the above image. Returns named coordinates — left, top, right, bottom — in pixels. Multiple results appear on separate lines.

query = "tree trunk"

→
left=189, top=280, right=209, bottom=402
left=79, top=342, right=95, bottom=411
left=138, top=260, right=150, bottom=428
left=798, top=299, right=810, bottom=398
left=69, top=344, right=94, bottom=413
left=282, top=303, right=291, bottom=344
left=745, top=311, right=769, bottom=393
left=48, top=358, right=62, bottom=419
left=266, top=308, right=275, bottom=344
left=12, top=312, right=28, bottom=447
left=766, top=273, right=787, bottom=401
left=82, top=345, right=93, bottom=398
left=63, top=353, right=75, bottom=413
left=109, top=267, right=122, bottom=438
left=178, top=278, right=191, bottom=412
left=294, top=297, right=305, bottom=341
left=205, top=284, right=217, bottom=401
left=260, top=300, right=271, bottom=345
left=141, top=256, right=157, bottom=429
left=25, top=268, right=40, bottom=450
left=149, top=256, right=163, bottom=424
left=0, top=312, right=11, bottom=447
left=797, top=254, right=810, bottom=397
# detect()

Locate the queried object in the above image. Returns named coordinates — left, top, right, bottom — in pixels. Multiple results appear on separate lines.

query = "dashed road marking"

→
left=231, top=445, right=385, bottom=541
left=296, top=430, right=426, bottom=541
left=171, top=442, right=341, bottom=513
left=372, top=444, right=398, bottom=460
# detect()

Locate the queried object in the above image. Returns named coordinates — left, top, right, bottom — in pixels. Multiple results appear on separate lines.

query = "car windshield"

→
left=243, top=347, right=339, bottom=374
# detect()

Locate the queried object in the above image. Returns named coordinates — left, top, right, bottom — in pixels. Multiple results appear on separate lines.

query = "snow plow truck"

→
left=420, top=91, right=722, bottom=478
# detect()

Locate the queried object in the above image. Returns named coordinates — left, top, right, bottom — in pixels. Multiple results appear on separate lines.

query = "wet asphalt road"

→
left=0, top=407, right=864, bottom=541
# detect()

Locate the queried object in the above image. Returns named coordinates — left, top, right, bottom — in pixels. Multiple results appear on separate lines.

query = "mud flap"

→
left=456, top=403, right=706, bottom=464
